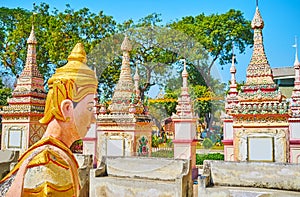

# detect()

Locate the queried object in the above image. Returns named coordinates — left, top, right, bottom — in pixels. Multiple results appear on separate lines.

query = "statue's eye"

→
left=88, top=107, right=93, bottom=112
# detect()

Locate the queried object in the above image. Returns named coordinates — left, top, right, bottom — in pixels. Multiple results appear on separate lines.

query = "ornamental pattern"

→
left=245, top=7, right=273, bottom=85
left=172, top=61, right=195, bottom=119
left=234, top=116, right=288, bottom=124
left=1, top=26, right=46, bottom=151
left=108, top=36, right=135, bottom=114
left=231, top=102, right=289, bottom=115
left=137, top=136, right=149, bottom=156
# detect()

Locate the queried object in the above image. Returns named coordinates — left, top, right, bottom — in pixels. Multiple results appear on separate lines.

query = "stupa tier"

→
left=1, top=26, right=47, bottom=151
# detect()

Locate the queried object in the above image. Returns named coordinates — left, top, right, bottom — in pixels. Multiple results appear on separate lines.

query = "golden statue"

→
left=0, top=43, right=98, bottom=197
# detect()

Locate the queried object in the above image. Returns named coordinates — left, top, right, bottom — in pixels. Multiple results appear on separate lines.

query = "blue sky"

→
left=1, top=0, right=300, bottom=86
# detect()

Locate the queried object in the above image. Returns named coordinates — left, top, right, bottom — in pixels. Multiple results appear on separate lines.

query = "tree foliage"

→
left=0, top=78, right=12, bottom=106
left=171, top=9, right=253, bottom=86
left=121, top=14, right=178, bottom=101
left=0, top=3, right=116, bottom=81
left=162, top=90, right=178, bottom=116
left=0, top=6, right=252, bottom=130
left=0, top=7, right=31, bottom=74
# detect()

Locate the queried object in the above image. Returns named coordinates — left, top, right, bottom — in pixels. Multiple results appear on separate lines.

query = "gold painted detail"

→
left=1, top=136, right=78, bottom=182
left=27, top=149, right=69, bottom=169
left=23, top=181, right=74, bottom=197
left=40, top=43, right=97, bottom=124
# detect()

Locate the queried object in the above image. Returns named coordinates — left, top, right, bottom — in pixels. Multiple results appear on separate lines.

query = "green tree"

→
left=125, top=14, right=178, bottom=102
left=162, top=90, right=178, bottom=116
left=171, top=9, right=253, bottom=87
left=87, top=34, right=124, bottom=99
left=0, top=3, right=116, bottom=81
left=190, top=85, right=212, bottom=123
left=0, top=78, right=12, bottom=106
left=0, top=7, right=31, bottom=74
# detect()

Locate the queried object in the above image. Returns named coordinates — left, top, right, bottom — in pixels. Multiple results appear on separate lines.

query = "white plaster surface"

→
left=290, top=122, right=300, bottom=139
left=224, top=146, right=234, bottom=161
left=202, top=186, right=300, bottom=197
left=290, top=147, right=300, bottom=163
left=90, top=157, right=191, bottom=197
left=175, top=122, right=193, bottom=139
left=106, top=157, right=188, bottom=180
left=224, top=122, right=233, bottom=140
left=204, top=160, right=300, bottom=191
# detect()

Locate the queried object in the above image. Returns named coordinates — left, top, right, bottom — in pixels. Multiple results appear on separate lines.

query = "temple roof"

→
left=108, top=36, right=135, bottom=114
left=245, top=6, right=274, bottom=86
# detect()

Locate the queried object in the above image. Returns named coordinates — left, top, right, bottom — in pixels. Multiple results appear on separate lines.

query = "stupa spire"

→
left=230, top=42, right=237, bottom=86
left=182, top=59, right=188, bottom=88
left=245, top=4, right=274, bottom=85
left=225, top=43, right=238, bottom=115
left=294, top=36, right=300, bottom=66
left=173, top=59, right=194, bottom=118
left=1, top=23, right=47, bottom=148
left=20, top=25, right=42, bottom=78
left=290, top=36, right=300, bottom=117
left=228, top=42, right=238, bottom=97
left=108, top=36, right=135, bottom=113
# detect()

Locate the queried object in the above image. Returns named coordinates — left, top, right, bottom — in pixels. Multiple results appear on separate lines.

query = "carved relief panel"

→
left=234, top=128, right=288, bottom=162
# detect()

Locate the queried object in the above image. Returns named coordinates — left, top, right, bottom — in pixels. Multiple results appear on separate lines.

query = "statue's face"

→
left=73, top=94, right=96, bottom=138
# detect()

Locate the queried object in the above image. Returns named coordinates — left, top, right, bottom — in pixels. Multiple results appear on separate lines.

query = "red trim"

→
left=290, top=140, right=300, bottom=145
left=173, top=139, right=197, bottom=144
left=82, top=137, right=96, bottom=141
left=222, top=139, right=233, bottom=145
left=223, top=119, right=233, bottom=122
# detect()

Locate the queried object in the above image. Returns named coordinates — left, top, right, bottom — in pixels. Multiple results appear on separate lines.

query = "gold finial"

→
left=67, top=43, right=87, bottom=63
left=121, top=35, right=132, bottom=52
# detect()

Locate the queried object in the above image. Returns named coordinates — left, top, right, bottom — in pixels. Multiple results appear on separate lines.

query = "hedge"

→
left=196, top=153, right=224, bottom=165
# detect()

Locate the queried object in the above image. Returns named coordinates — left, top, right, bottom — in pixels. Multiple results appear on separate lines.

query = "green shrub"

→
left=196, top=153, right=224, bottom=165
left=202, top=138, right=214, bottom=149
left=152, top=135, right=159, bottom=147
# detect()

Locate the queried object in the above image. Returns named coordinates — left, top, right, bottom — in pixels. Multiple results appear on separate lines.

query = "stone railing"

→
left=202, top=160, right=300, bottom=191
left=90, top=157, right=193, bottom=197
